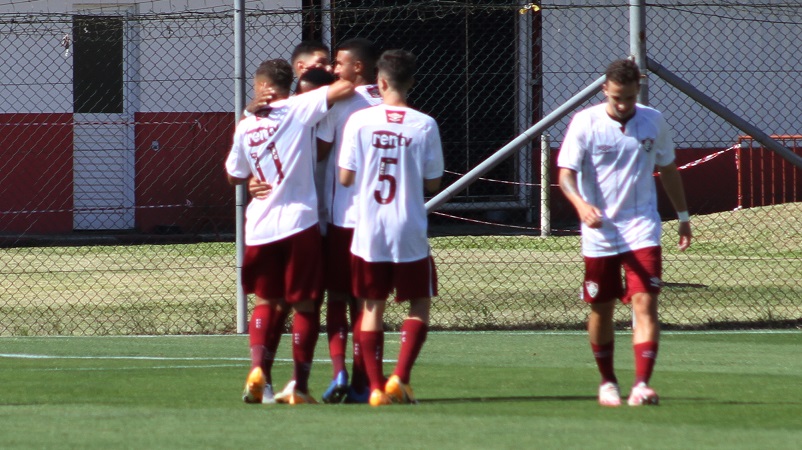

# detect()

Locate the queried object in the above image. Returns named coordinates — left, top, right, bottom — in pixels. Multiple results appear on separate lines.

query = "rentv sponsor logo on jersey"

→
left=246, top=126, right=278, bottom=147
left=372, top=131, right=412, bottom=149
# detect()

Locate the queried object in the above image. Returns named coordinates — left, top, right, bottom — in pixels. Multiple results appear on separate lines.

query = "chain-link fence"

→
left=1, top=1, right=800, bottom=336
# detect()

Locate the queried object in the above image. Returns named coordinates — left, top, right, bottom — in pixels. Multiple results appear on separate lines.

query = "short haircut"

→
left=376, top=49, right=416, bottom=90
left=336, top=38, right=380, bottom=69
left=255, top=59, right=293, bottom=92
left=291, top=40, right=330, bottom=64
left=605, top=58, right=641, bottom=86
left=297, top=67, right=336, bottom=93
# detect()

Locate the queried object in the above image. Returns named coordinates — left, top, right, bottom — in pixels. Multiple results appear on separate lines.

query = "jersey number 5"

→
left=374, top=156, right=398, bottom=204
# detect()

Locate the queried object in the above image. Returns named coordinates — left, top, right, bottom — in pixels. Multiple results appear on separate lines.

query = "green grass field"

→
left=2, top=331, right=800, bottom=449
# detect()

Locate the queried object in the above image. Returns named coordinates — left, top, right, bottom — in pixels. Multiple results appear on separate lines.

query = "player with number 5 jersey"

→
left=339, top=49, right=444, bottom=406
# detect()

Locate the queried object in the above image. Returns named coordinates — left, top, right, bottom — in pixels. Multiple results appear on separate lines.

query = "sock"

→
left=349, top=310, right=367, bottom=392
left=249, top=304, right=271, bottom=371
left=291, top=310, right=320, bottom=393
left=591, top=341, right=617, bottom=384
left=360, top=330, right=385, bottom=392
left=326, top=299, right=349, bottom=377
left=393, top=319, right=428, bottom=384
left=261, top=306, right=289, bottom=385
left=633, top=341, right=659, bottom=385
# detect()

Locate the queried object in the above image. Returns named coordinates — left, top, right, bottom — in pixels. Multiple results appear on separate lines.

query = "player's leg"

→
left=322, top=225, right=356, bottom=403
left=284, top=225, right=324, bottom=404
left=352, top=255, right=393, bottom=406
left=584, top=253, right=624, bottom=406
left=386, top=255, right=437, bottom=404
left=288, top=298, right=320, bottom=404
left=322, top=291, right=350, bottom=402
left=345, top=296, right=369, bottom=402
left=622, top=246, right=662, bottom=406
left=241, top=243, right=288, bottom=404
left=360, top=298, right=391, bottom=406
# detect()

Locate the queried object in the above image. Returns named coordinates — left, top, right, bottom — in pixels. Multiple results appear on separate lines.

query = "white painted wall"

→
left=0, top=0, right=301, bottom=114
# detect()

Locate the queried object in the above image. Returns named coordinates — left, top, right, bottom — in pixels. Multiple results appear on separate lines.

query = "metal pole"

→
left=647, top=58, right=802, bottom=169
left=540, top=133, right=551, bottom=237
left=630, top=0, right=648, bottom=105
left=234, top=0, right=248, bottom=333
left=426, top=75, right=606, bottom=212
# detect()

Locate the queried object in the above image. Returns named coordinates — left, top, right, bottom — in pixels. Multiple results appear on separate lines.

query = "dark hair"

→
left=605, top=58, right=641, bottom=86
left=255, top=59, right=293, bottom=92
left=376, top=49, right=416, bottom=89
left=296, top=67, right=336, bottom=94
left=291, top=40, right=330, bottom=64
left=336, top=38, right=379, bottom=71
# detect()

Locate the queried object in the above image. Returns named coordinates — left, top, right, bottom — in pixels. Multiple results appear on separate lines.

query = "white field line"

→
left=0, top=329, right=799, bottom=340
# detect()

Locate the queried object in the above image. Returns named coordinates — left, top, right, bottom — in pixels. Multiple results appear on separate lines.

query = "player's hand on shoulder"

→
left=248, top=176, right=273, bottom=200
left=245, top=88, right=277, bottom=114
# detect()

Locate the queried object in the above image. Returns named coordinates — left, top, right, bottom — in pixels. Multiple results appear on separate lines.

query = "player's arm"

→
left=317, top=138, right=334, bottom=162
left=558, top=167, right=602, bottom=228
left=657, top=162, right=692, bottom=250
left=339, top=168, right=355, bottom=187
left=424, top=177, right=441, bottom=194
left=325, top=79, right=355, bottom=108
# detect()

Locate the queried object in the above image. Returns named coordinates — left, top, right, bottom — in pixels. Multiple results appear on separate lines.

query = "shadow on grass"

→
left=417, top=395, right=594, bottom=404
left=417, top=396, right=802, bottom=405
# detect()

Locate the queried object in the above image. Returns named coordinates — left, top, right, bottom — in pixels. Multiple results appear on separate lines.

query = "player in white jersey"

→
left=339, top=49, right=444, bottom=406
left=226, top=58, right=354, bottom=405
left=557, top=58, right=692, bottom=407
left=314, top=38, right=383, bottom=404
left=242, top=42, right=334, bottom=404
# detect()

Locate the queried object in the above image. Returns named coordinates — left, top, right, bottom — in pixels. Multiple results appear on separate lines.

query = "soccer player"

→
left=226, top=58, right=354, bottom=405
left=556, top=58, right=692, bottom=407
left=315, top=38, right=383, bottom=404
left=338, top=49, right=445, bottom=406
left=243, top=42, right=334, bottom=403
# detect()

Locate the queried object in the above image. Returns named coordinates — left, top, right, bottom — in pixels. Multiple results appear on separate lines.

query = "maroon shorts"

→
left=351, top=255, right=438, bottom=302
left=242, top=225, right=323, bottom=303
left=582, top=246, right=662, bottom=304
left=323, top=224, right=354, bottom=293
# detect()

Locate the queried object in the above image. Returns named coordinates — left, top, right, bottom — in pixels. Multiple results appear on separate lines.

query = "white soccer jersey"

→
left=339, top=105, right=444, bottom=262
left=317, top=84, right=383, bottom=228
left=557, top=103, right=676, bottom=257
left=226, top=86, right=329, bottom=246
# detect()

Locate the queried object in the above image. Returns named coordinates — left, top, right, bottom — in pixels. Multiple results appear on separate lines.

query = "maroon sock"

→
left=393, top=320, right=428, bottom=384
left=591, top=341, right=617, bottom=384
left=349, top=311, right=367, bottom=392
left=292, top=310, right=320, bottom=393
left=360, top=330, right=385, bottom=392
left=326, top=299, right=349, bottom=376
left=249, top=304, right=271, bottom=371
left=261, top=307, right=288, bottom=385
left=634, top=341, right=659, bottom=385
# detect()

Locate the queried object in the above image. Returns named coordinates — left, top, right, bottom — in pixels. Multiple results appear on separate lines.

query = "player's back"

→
left=229, top=87, right=330, bottom=245
left=341, top=104, right=444, bottom=263
left=319, top=84, right=383, bottom=228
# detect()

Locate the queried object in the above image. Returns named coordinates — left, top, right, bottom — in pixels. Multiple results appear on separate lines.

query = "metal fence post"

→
left=630, top=0, right=648, bottom=105
left=540, top=133, right=551, bottom=237
left=233, top=0, right=248, bottom=334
